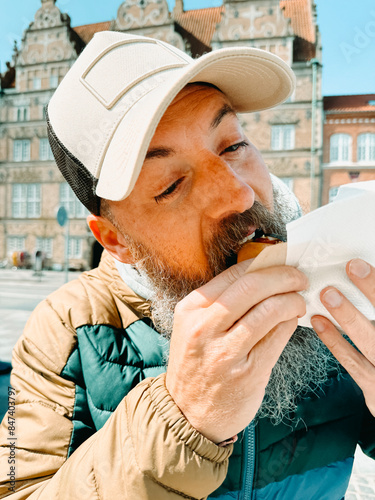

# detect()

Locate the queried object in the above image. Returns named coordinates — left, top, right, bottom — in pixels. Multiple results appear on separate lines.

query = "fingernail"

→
left=349, top=259, right=371, bottom=279
left=311, top=318, right=325, bottom=333
left=322, top=289, right=343, bottom=308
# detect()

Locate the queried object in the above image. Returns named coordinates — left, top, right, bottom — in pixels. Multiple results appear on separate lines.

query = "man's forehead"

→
left=168, top=82, right=231, bottom=109
left=145, top=85, right=237, bottom=161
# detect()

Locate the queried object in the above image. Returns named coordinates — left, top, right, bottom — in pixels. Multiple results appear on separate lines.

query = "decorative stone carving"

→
left=30, top=0, right=70, bottom=31
left=268, top=156, right=294, bottom=176
left=269, top=112, right=299, bottom=125
left=123, top=26, right=185, bottom=51
left=33, top=6, right=62, bottom=30
left=0, top=169, right=8, bottom=183
left=115, top=0, right=170, bottom=30
left=18, top=28, right=79, bottom=66
left=213, top=1, right=293, bottom=42
left=12, top=168, right=42, bottom=183
left=165, top=31, right=186, bottom=52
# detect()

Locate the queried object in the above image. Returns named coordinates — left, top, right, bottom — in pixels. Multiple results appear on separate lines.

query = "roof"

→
left=71, top=2, right=316, bottom=60
left=280, top=0, right=315, bottom=43
left=73, top=21, right=111, bottom=44
left=280, top=0, right=316, bottom=60
left=173, top=6, right=224, bottom=48
left=324, top=94, right=375, bottom=113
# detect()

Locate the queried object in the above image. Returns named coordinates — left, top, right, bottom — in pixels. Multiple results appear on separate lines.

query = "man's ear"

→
left=87, top=214, right=135, bottom=264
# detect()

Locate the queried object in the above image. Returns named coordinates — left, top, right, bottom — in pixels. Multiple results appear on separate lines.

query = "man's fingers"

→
left=247, top=318, right=299, bottom=383
left=311, top=316, right=375, bottom=411
left=229, top=292, right=306, bottom=353
left=207, top=266, right=308, bottom=331
left=347, top=259, right=375, bottom=307
left=319, top=287, right=375, bottom=364
left=184, top=260, right=252, bottom=308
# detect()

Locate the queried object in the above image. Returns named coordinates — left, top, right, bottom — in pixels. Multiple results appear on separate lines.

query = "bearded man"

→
left=1, top=31, right=375, bottom=500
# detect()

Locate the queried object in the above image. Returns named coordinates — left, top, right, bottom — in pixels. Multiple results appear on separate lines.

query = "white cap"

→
left=47, top=31, right=295, bottom=214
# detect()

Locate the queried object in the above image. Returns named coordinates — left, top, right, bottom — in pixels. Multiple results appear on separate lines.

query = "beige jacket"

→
left=0, top=252, right=231, bottom=499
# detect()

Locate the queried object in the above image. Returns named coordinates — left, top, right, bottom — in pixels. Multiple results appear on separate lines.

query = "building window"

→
left=36, top=237, right=53, bottom=258
left=271, top=125, right=295, bottom=150
left=12, top=184, right=41, bottom=218
left=59, top=183, right=88, bottom=218
left=33, top=77, right=42, bottom=90
left=357, top=133, right=375, bottom=162
left=13, top=139, right=31, bottom=162
left=16, top=106, right=29, bottom=122
left=39, top=138, right=54, bottom=160
left=7, top=236, right=26, bottom=256
left=328, top=186, right=340, bottom=203
left=330, top=134, right=352, bottom=162
left=50, top=75, right=59, bottom=88
left=68, top=238, right=83, bottom=259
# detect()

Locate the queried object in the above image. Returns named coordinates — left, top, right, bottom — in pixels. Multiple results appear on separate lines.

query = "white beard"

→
left=120, top=189, right=339, bottom=425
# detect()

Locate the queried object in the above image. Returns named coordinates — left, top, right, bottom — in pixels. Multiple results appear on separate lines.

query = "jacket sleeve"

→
left=0, top=299, right=231, bottom=499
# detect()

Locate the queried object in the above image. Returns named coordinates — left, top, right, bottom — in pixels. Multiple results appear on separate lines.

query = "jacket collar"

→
left=97, top=250, right=152, bottom=318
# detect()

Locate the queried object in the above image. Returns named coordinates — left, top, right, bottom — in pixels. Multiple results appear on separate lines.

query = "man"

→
left=0, top=31, right=374, bottom=499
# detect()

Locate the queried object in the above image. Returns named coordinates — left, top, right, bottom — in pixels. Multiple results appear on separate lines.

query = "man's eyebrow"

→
left=144, top=147, right=176, bottom=161
left=210, top=104, right=237, bottom=130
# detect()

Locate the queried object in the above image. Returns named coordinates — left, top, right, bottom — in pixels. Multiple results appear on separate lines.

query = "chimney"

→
left=173, top=0, right=184, bottom=16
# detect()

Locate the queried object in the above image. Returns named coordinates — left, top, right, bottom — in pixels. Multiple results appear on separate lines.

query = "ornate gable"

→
left=17, top=0, right=83, bottom=67
left=213, top=0, right=293, bottom=42
left=112, top=0, right=185, bottom=52
left=113, top=0, right=170, bottom=30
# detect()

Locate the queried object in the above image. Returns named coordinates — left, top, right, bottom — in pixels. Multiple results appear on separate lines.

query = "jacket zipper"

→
left=241, top=422, right=256, bottom=500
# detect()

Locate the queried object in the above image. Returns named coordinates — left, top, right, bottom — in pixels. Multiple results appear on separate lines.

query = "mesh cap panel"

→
left=46, top=107, right=101, bottom=215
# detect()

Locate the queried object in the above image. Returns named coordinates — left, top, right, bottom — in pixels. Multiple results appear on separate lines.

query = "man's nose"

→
left=202, top=156, right=255, bottom=220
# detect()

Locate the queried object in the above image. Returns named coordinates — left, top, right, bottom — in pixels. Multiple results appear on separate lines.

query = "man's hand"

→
left=165, top=261, right=308, bottom=444
left=311, top=259, right=375, bottom=416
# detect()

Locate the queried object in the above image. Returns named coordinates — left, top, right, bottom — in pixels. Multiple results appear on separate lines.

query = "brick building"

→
left=0, top=0, right=322, bottom=269
left=322, top=95, right=375, bottom=205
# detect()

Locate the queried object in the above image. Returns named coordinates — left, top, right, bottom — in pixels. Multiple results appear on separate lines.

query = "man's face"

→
left=107, top=84, right=274, bottom=278
left=98, top=85, right=335, bottom=424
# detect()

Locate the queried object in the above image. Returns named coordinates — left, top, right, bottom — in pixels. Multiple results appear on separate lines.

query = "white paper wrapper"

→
left=286, top=180, right=375, bottom=328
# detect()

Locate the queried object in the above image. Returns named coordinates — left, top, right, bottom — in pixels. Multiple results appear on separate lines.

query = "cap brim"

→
left=96, top=47, right=295, bottom=201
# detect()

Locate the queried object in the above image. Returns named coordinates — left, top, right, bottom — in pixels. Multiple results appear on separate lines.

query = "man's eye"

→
left=155, top=178, right=184, bottom=203
left=222, top=141, right=248, bottom=154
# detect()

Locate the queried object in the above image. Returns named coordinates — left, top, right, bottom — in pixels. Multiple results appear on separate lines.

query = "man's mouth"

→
left=238, top=229, right=258, bottom=247
left=224, top=226, right=261, bottom=269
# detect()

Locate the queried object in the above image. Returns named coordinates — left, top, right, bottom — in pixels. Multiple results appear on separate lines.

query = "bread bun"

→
left=237, top=237, right=281, bottom=263
left=237, top=237, right=287, bottom=273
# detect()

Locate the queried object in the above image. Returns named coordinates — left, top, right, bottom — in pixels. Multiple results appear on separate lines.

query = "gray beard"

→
left=121, top=190, right=339, bottom=425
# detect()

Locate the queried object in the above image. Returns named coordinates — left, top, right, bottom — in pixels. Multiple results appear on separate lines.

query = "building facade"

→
left=0, top=0, right=322, bottom=269
left=322, top=94, right=375, bottom=205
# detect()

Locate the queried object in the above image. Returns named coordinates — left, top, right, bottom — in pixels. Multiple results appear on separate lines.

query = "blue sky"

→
left=0, top=0, right=374, bottom=96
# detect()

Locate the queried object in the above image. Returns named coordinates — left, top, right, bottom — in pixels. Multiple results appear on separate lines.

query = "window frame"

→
left=12, top=183, right=41, bottom=219
left=271, top=124, right=295, bottom=151
left=357, top=133, right=375, bottom=162
left=13, top=139, right=31, bottom=162
left=39, top=137, right=54, bottom=161
left=329, top=133, right=352, bottom=163
left=7, top=236, right=26, bottom=256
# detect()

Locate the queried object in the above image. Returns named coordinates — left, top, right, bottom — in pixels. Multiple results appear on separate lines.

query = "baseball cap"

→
left=47, top=31, right=296, bottom=215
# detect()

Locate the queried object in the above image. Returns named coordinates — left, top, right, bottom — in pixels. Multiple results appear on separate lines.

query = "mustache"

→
left=206, top=201, right=288, bottom=274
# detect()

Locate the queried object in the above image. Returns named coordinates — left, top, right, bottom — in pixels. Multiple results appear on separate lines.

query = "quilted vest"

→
left=60, top=317, right=370, bottom=500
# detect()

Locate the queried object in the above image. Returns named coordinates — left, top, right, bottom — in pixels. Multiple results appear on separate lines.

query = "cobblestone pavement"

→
left=1, top=268, right=375, bottom=498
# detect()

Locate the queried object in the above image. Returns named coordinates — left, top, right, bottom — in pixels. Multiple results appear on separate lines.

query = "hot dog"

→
left=237, top=236, right=282, bottom=263
left=237, top=233, right=287, bottom=273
